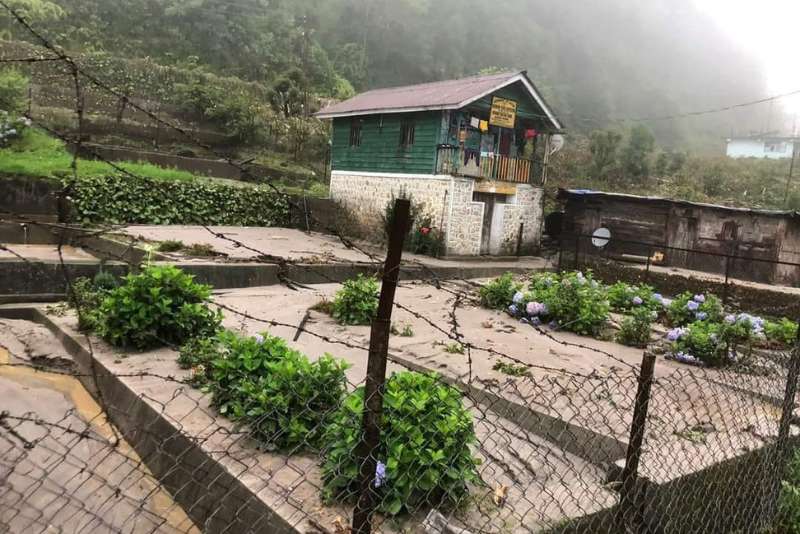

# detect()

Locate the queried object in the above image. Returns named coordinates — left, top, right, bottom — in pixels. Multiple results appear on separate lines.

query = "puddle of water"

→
left=0, top=346, right=199, bottom=533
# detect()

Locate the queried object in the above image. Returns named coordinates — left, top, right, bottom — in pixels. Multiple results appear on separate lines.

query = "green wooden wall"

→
left=331, top=111, right=441, bottom=174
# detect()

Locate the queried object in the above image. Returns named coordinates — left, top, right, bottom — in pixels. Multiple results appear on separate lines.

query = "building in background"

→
left=315, top=71, right=563, bottom=256
left=726, top=134, right=796, bottom=159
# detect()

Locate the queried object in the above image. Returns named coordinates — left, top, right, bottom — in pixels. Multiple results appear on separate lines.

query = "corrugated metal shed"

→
left=315, top=71, right=562, bottom=130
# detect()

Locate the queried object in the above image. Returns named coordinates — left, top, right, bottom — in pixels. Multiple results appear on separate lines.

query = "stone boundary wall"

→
left=330, top=171, right=545, bottom=256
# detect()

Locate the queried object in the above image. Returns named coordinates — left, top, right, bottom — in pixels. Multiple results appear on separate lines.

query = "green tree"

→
left=0, top=68, right=28, bottom=113
left=589, top=129, right=622, bottom=180
left=621, top=125, right=655, bottom=181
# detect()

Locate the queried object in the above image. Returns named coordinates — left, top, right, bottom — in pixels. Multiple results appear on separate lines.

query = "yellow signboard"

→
left=489, top=97, right=517, bottom=129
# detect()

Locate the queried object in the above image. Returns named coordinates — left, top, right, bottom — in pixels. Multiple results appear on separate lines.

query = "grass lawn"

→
left=0, top=127, right=329, bottom=196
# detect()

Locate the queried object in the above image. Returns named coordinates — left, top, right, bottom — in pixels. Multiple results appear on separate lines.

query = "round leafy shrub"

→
left=479, top=272, right=521, bottom=310
left=321, top=371, right=480, bottom=516
left=519, top=271, right=610, bottom=336
left=765, top=318, right=799, bottom=347
left=617, top=306, right=657, bottom=347
left=69, top=276, right=115, bottom=331
left=97, top=265, right=222, bottom=349
left=606, top=281, right=660, bottom=313
left=332, top=274, right=379, bottom=325
left=666, top=292, right=723, bottom=326
left=667, top=314, right=763, bottom=367
left=198, top=331, right=350, bottom=449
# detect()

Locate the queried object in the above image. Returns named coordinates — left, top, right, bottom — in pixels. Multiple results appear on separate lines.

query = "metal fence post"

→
left=617, top=352, right=657, bottom=532
left=351, top=198, right=411, bottom=534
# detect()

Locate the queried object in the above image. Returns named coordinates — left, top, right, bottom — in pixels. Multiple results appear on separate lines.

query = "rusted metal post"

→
left=515, top=223, right=524, bottom=256
left=351, top=198, right=411, bottom=534
left=617, top=352, right=657, bottom=531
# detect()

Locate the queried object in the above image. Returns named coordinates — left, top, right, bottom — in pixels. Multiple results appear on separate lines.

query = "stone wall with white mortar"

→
left=445, top=178, right=484, bottom=256
left=329, top=171, right=541, bottom=256
left=501, top=185, right=544, bottom=255
left=329, top=171, right=451, bottom=242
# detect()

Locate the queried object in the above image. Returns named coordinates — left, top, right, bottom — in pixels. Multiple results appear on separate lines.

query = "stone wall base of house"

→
left=329, top=171, right=543, bottom=257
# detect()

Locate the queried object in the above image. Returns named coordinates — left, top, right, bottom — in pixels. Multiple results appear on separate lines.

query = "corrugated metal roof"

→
left=315, top=71, right=562, bottom=130
left=558, top=188, right=799, bottom=218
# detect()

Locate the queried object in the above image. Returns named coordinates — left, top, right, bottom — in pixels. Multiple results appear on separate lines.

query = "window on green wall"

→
left=399, top=119, right=415, bottom=149
left=349, top=120, right=362, bottom=147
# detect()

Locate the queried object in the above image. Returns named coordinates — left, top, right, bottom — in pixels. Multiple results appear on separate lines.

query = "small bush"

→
left=97, top=265, right=222, bottom=349
left=765, top=318, right=798, bottom=347
left=518, top=271, right=610, bottom=336
left=606, top=281, right=660, bottom=313
left=204, top=331, right=350, bottom=449
left=666, top=292, right=723, bottom=326
left=777, top=448, right=800, bottom=533
left=442, top=342, right=465, bottom=354
left=92, top=271, right=118, bottom=291
left=479, top=273, right=521, bottom=310
left=616, top=306, right=656, bottom=347
left=492, top=360, right=531, bottom=377
left=408, top=217, right=444, bottom=257
left=332, top=274, right=379, bottom=325
left=322, top=371, right=480, bottom=516
left=157, top=239, right=184, bottom=252
left=68, top=276, right=109, bottom=331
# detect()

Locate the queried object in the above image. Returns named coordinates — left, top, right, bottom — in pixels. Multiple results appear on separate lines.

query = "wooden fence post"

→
left=351, top=198, right=411, bottom=534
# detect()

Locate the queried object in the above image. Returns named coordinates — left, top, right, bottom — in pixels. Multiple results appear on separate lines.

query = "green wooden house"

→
left=316, top=71, right=563, bottom=256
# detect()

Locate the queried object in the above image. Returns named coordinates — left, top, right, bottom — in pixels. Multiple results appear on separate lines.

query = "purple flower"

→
left=526, top=301, right=547, bottom=316
left=695, top=312, right=708, bottom=321
left=632, top=296, right=643, bottom=306
left=652, top=293, right=663, bottom=302
left=512, top=291, right=524, bottom=304
left=508, top=304, right=519, bottom=315
left=374, top=461, right=386, bottom=488
left=693, top=294, right=705, bottom=303
left=667, top=327, right=687, bottom=342
left=661, top=298, right=673, bottom=307
left=686, top=300, right=699, bottom=311
left=531, top=317, right=542, bottom=326
left=724, top=314, right=736, bottom=324
left=253, top=334, right=265, bottom=344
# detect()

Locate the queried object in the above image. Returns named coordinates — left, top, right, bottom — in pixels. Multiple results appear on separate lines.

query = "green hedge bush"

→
left=182, top=330, right=350, bottom=450
left=479, top=272, right=521, bottom=310
left=69, top=173, right=289, bottom=226
left=97, top=265, right=222, bottom=349
left=321, top=371, right=480, bottom=516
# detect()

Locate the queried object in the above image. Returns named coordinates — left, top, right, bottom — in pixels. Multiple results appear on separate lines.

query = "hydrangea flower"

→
left=693, top=294, right=706, bottom=303
left=661, top=298, right=673, bottom=307
left=632, top=296, right=643, bottom=306
left=531, top=317, right=542, bottom=326
left=508, top=304, right=519, bottom=315
left=667, top=327, right=687, bottom=342
left=695, top=312, right=708, bottom=321
left=512, top=291, right=525, bottom=304
left=526, top=301, right=547, bottom=316
left=652, top=293, right=663, bottom=302
left=686, top=300, right=700, bottom=311
left=253, top=333, right=265, bottom=344
left=724, top=314, right=736, bottom=324
left=374, top=461, right=387, bottom=488
left=674, top=351, right=700, bottom=365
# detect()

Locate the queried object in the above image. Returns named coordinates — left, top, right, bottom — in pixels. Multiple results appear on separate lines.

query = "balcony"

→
left=436, top=145, right=535, bottom=183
